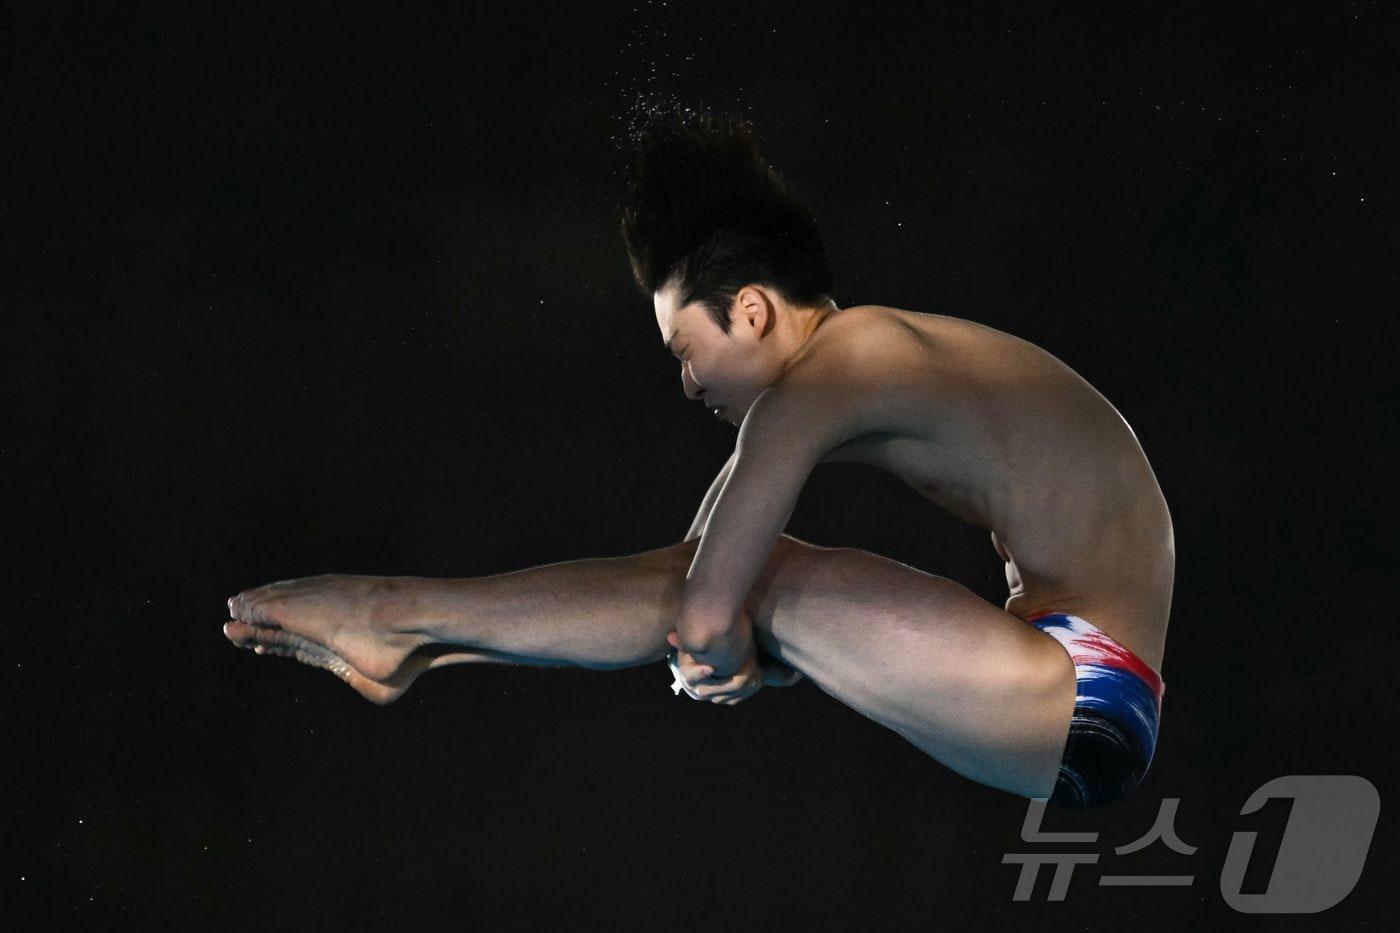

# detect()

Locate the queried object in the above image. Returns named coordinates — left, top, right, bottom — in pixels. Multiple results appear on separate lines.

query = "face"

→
left=653, top=280, right=780, bottom=426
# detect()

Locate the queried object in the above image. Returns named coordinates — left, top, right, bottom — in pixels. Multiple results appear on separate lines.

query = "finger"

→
left=666, top=631, right=681, bottom=650
left=693, top=678, right=737, bottom=698
left=673, top=648, right=715, bottom=679
left=678, top=661, right=716, bottom=682
left=674, top=649, right=710, bottom=671
left=723, top=684, right=762, bottom=705
left=694, top=673, right=752, bottom=698
left=681, top=670, right=717, bottom=687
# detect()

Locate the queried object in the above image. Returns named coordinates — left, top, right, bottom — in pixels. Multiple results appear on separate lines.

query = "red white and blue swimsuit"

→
left=1027, top=612, right=1166, bottom=809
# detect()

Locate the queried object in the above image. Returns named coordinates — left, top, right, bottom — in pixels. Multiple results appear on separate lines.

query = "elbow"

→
left=674, top=610, right=733, bottom=655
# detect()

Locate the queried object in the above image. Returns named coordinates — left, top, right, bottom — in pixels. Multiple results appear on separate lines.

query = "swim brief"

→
left=1027, top=611, right=1166, bottom=809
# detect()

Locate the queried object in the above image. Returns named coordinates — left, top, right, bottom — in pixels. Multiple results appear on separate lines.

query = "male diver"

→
left=223, top=102, right=1172, bottom=808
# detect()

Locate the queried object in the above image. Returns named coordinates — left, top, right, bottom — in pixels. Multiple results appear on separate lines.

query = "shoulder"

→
left=746, top=307, right=928, bottom=452
left=817, top=304, right=924, bottom=355
left=784, top=305, right=927, bottom=386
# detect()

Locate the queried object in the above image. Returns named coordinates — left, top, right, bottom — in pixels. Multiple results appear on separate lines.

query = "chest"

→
left=820, top=430, right=990, bottom=526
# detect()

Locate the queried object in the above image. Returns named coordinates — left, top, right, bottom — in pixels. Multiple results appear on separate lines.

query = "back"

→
left=812, top=306, right=1174, bottom=672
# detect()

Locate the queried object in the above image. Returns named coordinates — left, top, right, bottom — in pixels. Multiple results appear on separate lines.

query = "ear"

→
left=733, top=285, right=777, bottom=338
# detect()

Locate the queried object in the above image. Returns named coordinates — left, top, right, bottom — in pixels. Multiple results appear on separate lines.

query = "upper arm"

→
left=740, top=313, right=920, bottom=455
left=680, top=326, right=903, bottom=604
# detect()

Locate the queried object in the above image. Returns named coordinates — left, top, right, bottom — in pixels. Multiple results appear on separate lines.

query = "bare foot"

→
left=223, top=574, right=482, bottom=704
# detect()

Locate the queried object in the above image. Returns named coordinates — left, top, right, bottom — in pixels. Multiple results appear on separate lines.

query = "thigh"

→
left=744, top=537, right=1078, bottom=799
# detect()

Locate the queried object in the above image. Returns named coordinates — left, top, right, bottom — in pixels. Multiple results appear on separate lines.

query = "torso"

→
left=811, top=305, right=1173, bottom=675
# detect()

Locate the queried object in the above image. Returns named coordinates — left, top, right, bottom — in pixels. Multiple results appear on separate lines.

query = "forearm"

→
left=674, top=391, right=825, bottom=667
left=685, top=450, right=738, bottom=542
left=673, top=576, right=753, bottom=675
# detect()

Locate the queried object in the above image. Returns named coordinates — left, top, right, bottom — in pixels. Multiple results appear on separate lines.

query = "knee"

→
left=664, top=533, right=850, bottom=601
left=666, top=533, right=821, bottom=569
left=770, top=535, right=863, bottom=571
left=739, top=536, right=858, bottom=615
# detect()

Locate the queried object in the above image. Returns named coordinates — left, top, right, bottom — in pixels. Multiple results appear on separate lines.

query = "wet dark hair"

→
left=616, top=99, right=835, bottom=334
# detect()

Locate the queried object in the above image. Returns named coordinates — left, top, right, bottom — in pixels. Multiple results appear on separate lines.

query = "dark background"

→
left=5, top=1, right=1396, bottom=928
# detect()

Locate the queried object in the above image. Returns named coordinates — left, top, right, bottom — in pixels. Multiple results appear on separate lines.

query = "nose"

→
left=680, top=362, right=703, bottom=401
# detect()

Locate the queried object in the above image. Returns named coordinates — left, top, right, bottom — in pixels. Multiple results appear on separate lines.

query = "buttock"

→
left=1027, top=612, right=1166, bottom=809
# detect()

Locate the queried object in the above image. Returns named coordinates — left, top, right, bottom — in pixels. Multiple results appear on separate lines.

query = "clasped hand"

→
left=667, top=630, right=767, bottom=705
left=666, top=609, right=803, bottom=705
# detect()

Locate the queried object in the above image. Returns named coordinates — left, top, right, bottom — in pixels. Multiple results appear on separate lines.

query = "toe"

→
left=223, top=619, right=259, bottom=647
left=225, top=620, right=304, bottom=653
left=228, top=592, right=251, bottom=622
left=228, top=591, right=282, bottom=627
left=224, top=611, right=414, bottom=706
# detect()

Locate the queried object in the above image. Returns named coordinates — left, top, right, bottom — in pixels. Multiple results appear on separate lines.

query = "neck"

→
left=779, top=300, right=839, bottom=370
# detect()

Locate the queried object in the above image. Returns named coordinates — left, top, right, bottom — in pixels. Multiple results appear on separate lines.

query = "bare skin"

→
left=225, top=299, right=1173, bottom=800
left=814, top=306, right=1174, bottom=674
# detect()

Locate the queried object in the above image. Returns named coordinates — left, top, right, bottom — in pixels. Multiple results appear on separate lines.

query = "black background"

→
left=6, top=1, right=1396, bottom=928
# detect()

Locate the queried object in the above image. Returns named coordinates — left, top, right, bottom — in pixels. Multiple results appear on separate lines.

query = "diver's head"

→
left=652, top=276, right=835, bottom=426
left=617, top=98, right=837, bottom=424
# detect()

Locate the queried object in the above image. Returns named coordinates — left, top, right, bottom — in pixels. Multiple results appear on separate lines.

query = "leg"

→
left=229, top=536, right=1076, bottom=798
left=417, top=535, right=1078, bottom=797
left=737, top=538, right=1078, bottom=799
